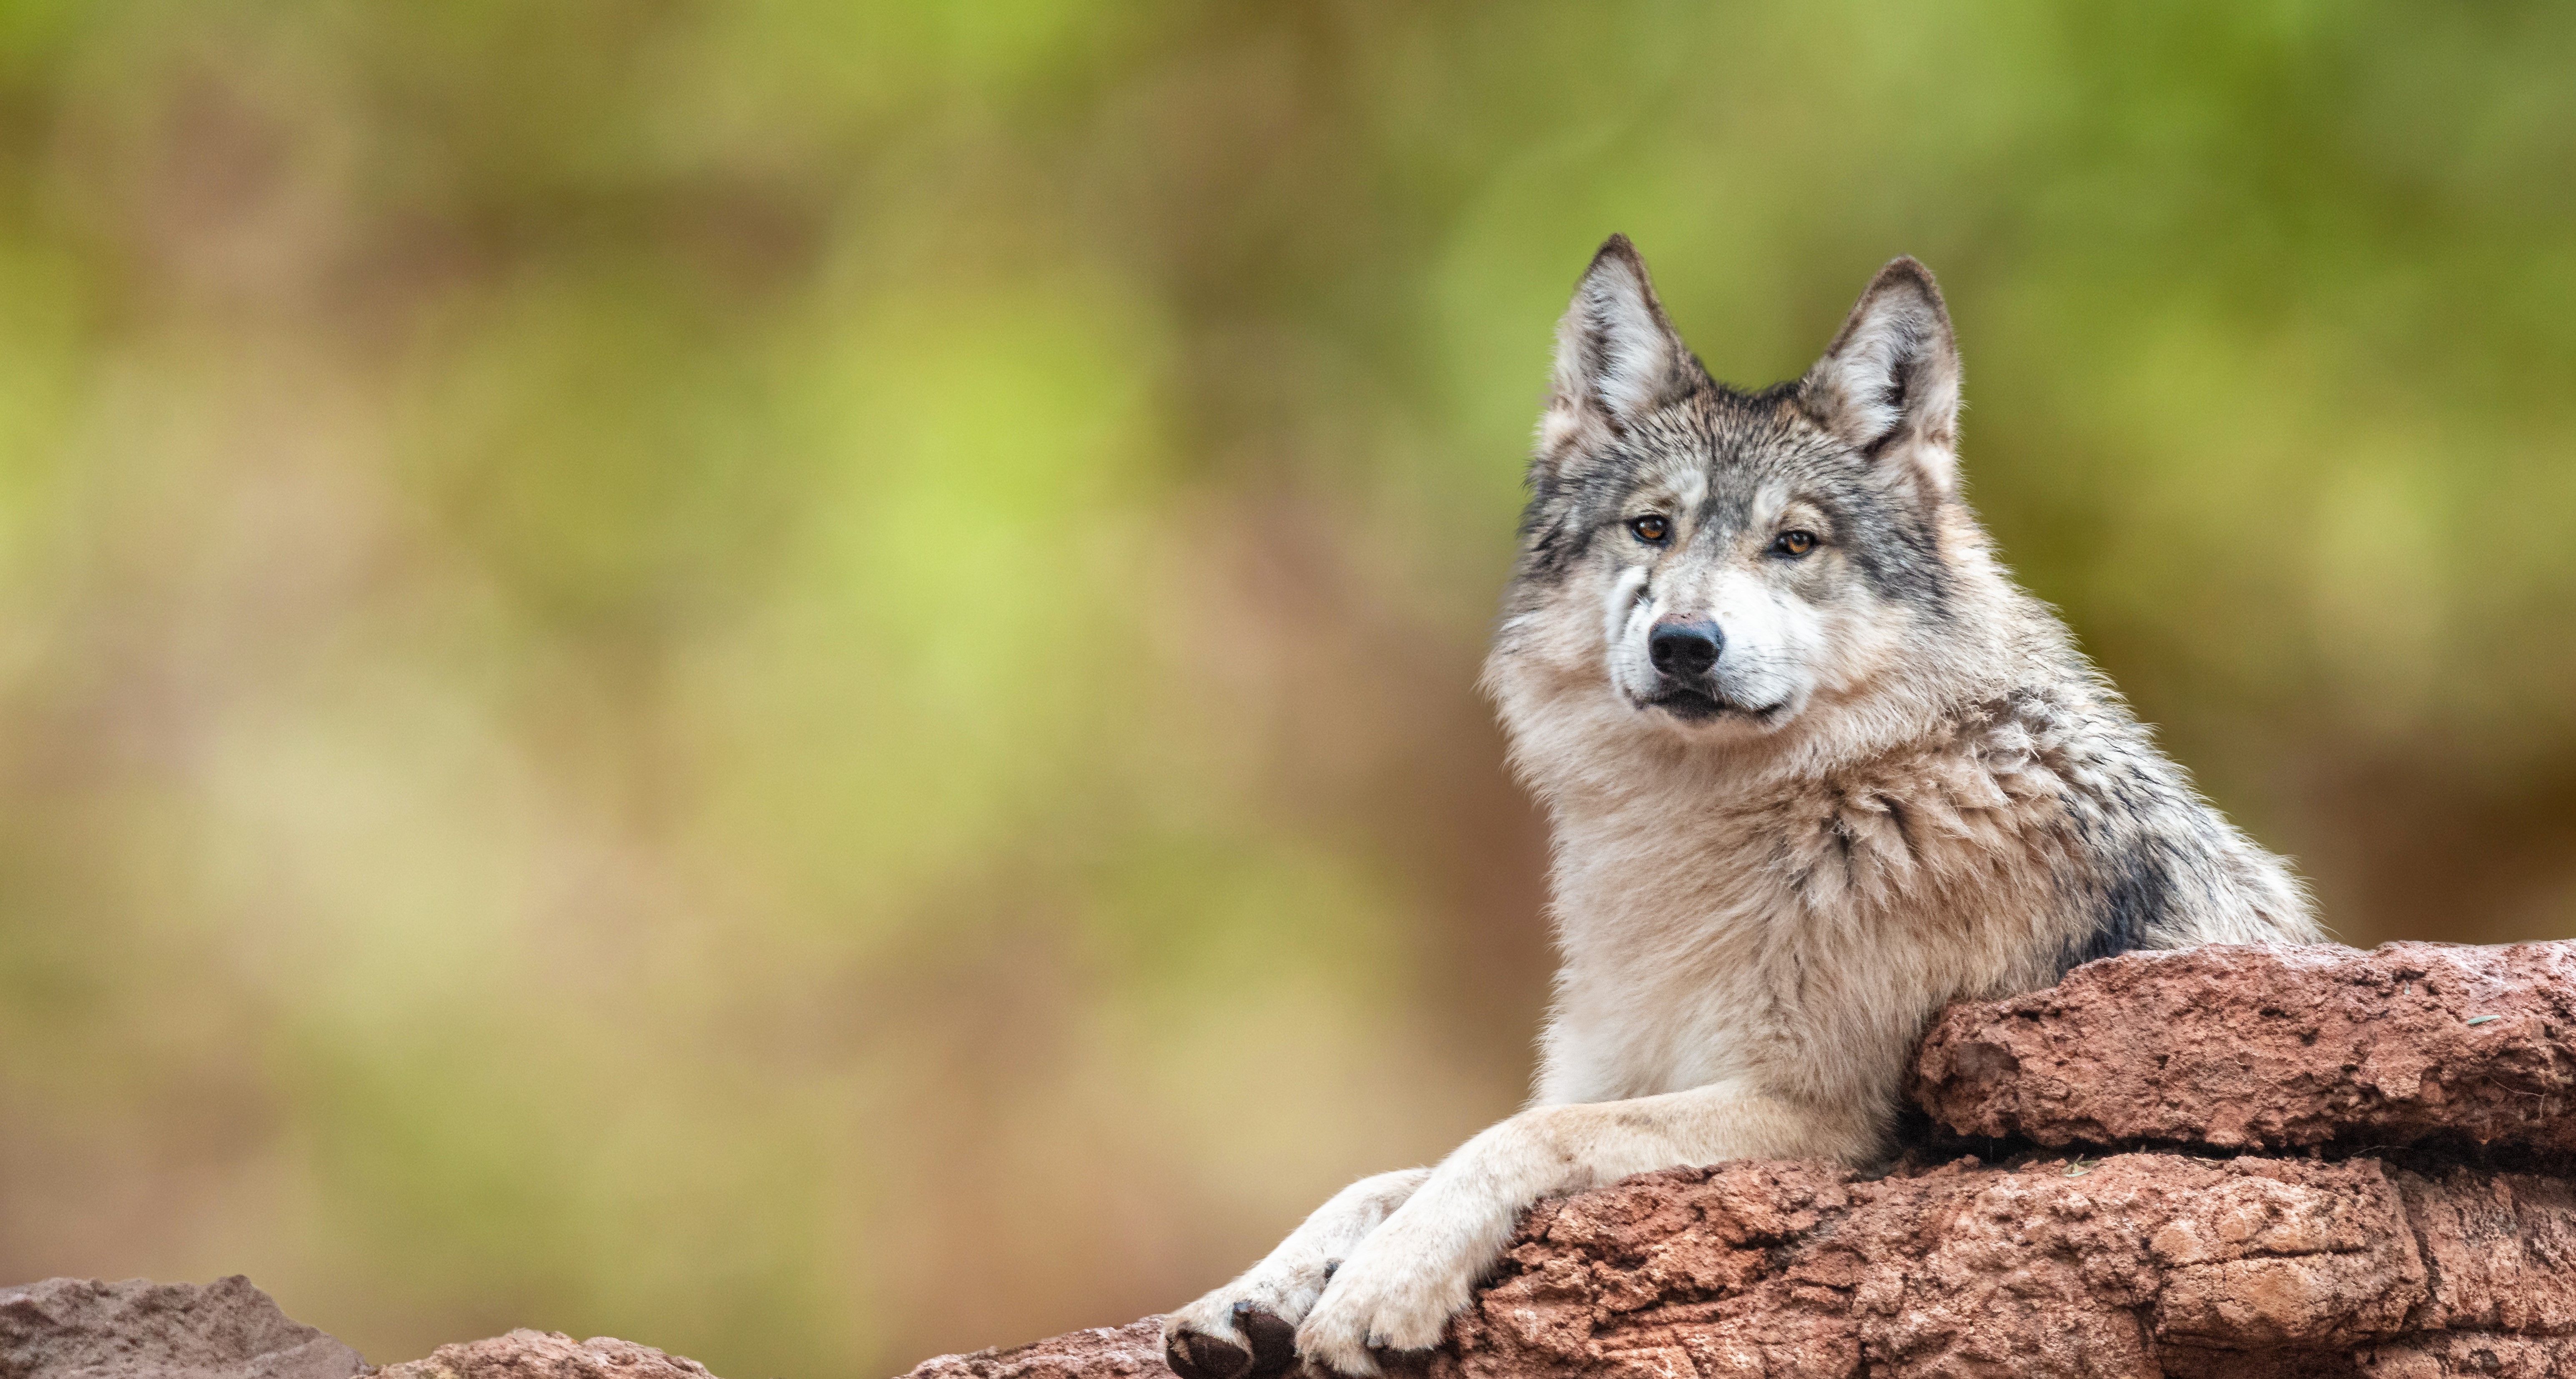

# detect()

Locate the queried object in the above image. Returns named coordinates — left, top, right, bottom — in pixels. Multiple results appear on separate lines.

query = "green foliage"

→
left=0, top=3, right=2570, bottom=1375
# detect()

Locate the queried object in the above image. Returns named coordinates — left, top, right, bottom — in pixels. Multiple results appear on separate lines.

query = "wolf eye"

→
left=1772, top=530, right=1818, bottom=557
left=1629, top=514, right=1670, bottom=544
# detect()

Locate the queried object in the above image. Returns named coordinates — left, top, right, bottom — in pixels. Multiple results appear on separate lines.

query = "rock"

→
left=0, top=1279, right=726, bottom=1379
left=17, top=946, right=2576, bottom=1379
left=376, top=1330, right=720, bottom=1379
left=894, top=940, right=2576, bottom=1379
left=1912, top=941, right=2576, bottom=1153
left=902, top=1319, right=1169, bottom=1379
left=1437, top=1154, right=2576, bottom=1379
left=889, top=1154, right=2576, bottom=1379
left=2350, top=1335, right=2576, bottom=1378
left=0, top=1275, right=365, bottom=1379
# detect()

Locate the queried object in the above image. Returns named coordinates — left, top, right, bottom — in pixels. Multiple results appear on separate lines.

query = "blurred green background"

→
left=0, top=0, right=2571, bottom=1374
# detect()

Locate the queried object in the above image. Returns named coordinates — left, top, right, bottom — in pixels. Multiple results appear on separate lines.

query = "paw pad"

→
left=1165, top=1328, right=1249, bottom=1379
left=1232, top=1302, right=1298, bottom=1379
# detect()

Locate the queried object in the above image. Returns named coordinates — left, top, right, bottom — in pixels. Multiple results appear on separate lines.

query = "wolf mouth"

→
left=1641, top=688, right=1786, bottom=723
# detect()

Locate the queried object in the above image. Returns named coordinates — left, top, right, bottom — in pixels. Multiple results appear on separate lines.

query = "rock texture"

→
left=13, top=943, right=2576, bottom=1379
left=377, top=1330, right=720, bottom=1379
left=0, top=1276, right=366, bottom=1379
left=0, top=1279, right=722, bottom=1379
left=1913, top=941, right=2576, bottom=1154
left=893, top=942, right=2576, bottom=1379
left=905, top=1321, right=1171, bottom=1379
left=912, top=1152, right=2576, bottom=1379
left=1442, top=1154, right=2576, bottom=1379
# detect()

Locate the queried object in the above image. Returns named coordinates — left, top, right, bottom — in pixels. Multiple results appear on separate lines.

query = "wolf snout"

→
left=1648, top=619, right=1723, bottom=679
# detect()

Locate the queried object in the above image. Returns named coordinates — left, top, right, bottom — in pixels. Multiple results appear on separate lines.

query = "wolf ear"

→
left=1799, top=258, right=1961, bottom=504
left=1540, top=235, right=1702, bottom=465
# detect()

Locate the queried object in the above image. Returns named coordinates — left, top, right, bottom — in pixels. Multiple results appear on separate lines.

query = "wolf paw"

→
left=1162, top=1271, right=1324, bottom=1379
left=1164, top=1168, right=1433, bottom=1379
left=1293, top=1241, right=1470, bottom=1377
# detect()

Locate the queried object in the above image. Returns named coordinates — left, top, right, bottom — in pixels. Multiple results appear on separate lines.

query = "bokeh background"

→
left=0, top=1, right=2572, bottom=1374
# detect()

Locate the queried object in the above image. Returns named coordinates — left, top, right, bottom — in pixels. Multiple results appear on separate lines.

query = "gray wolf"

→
left=1162, top=238, right=2319, bottom=1378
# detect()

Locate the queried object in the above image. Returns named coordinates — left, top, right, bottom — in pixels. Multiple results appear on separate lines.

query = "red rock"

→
left=20, top=944, right=2576, bottom=1379
left=900, top=1319, right=1169, bottom=1379
left=377, top=1330, right=722, bottom=1379
left=2351, top=1334, right=2576, bottom=1377
left=1911, top=941, right=2576, bottom=1153
left=1442, top=1154, right=2515, bottom=1378
left=0, top=1275, right=364, bottom=1379
left=892, top=1153, right=2576, bottom=1379
left=0, top=1278, right=728, bottom=1379
left=894, top=941, right=2576, bottom=1379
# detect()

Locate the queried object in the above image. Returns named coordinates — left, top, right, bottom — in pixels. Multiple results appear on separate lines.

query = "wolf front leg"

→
left=1292, top=1080, right=1880, bottom=1376
left=1163, top=1168, right=1433, bottom=1379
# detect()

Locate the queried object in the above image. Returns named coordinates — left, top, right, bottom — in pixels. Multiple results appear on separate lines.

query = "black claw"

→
left=1231, top=1304, right=1297, bottom=1379
left=1166, top=1327, right=1251, bottom=1379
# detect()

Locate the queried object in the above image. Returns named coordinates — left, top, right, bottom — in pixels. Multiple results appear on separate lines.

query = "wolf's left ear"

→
left=1540, top=235, right=1703, bottom=468
left=1799, top=258, right=1961, bottom=505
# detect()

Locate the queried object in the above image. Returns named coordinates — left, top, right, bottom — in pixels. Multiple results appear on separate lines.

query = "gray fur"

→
left=1166, top=238, right=2318, bottom=1377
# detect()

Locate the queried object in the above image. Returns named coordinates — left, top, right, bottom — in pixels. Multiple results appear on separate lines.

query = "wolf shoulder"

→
left=1986, top=601, right=2323, bottom=961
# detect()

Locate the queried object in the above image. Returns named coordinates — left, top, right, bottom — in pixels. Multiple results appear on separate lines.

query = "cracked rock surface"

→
left=0, top=1276, right=365, bottom=1379
left=1911, top=941, right=2576, bottom=1155
left=0, top=1279, right=720, bottom=1379
left=907, top=1153, right=2576, bottom=1379
left=899, top=942, right=2576, bottom=1379
left=11, top=943, right=2575, bottom=1379
left=1441, top=1153, right=2576, bottom=1379
left=905, top=1321, right=1171, bottom=1379
left=374, top=1330, right=719, bottom=1379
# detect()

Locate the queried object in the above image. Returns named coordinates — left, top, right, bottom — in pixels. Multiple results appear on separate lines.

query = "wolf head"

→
left=1492, top=237, right=2000, bottom=769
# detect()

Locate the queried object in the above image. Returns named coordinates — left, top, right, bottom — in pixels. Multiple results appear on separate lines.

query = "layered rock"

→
left=0, top=1279, right=719, bottom=1379
left=1442, top=1154, right=2576, bottom=1379
left=901, top=941, right=2576, bottom=1379
left=1911, top=941, right=2576, bottom=1154
left=376, top=1330, right=721, bottom=1379
left=915, top=1151, right=2576, bottom=1379
left=10, top=942, right=2576, bottom=1379
left=905, top=1321, right=1173, bottom=1379
left=0, top=1275, right=364, bottom=1379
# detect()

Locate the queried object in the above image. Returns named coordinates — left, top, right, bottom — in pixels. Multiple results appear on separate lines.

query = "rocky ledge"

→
left=0, top=1276, right=718, bottom=1379
left=906, top=941, right=2576, bottom=1379
left=1911, top=941, right=2576, bottom=1155
left=10, top=943, right=2572, bottom=1379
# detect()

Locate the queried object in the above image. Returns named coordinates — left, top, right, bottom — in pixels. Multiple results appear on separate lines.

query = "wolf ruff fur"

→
left=1162, top=238, right=2320, bottom=1378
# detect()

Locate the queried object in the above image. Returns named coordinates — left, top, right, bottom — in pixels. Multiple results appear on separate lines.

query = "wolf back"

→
left=1159, top=239, right=2320, bottom=1379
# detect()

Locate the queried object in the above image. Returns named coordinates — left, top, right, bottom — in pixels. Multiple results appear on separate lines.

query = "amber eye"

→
left=1629, top=514, right=1670, bottom=544
left=1772, top=529, right=1817, bottom=557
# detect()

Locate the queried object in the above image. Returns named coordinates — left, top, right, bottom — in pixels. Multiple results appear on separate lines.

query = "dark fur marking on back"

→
left=2066, top=844, right=2169, bottom=973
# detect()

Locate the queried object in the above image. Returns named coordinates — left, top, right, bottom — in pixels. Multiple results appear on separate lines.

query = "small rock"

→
left=0, top=1275, right=365, bottom=1379
left=898, top=1319, right=1169, bottom=1379
left=379, top=1330, right=720, bottom=1379
left=1911, top=940, right=2576, bottom=1153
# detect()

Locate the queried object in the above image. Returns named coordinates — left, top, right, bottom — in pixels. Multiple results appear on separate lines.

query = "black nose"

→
left=1649, top=620, right=1723, bottom=678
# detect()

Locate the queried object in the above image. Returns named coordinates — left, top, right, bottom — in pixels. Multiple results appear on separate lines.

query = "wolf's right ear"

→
left=1798, top=258, right=1962, bottom=507
left=1540, top=236, right=1701, bottom=468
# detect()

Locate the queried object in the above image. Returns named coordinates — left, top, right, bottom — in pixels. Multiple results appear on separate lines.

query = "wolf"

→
left=1162, top=238, right=2320, bottom=1379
